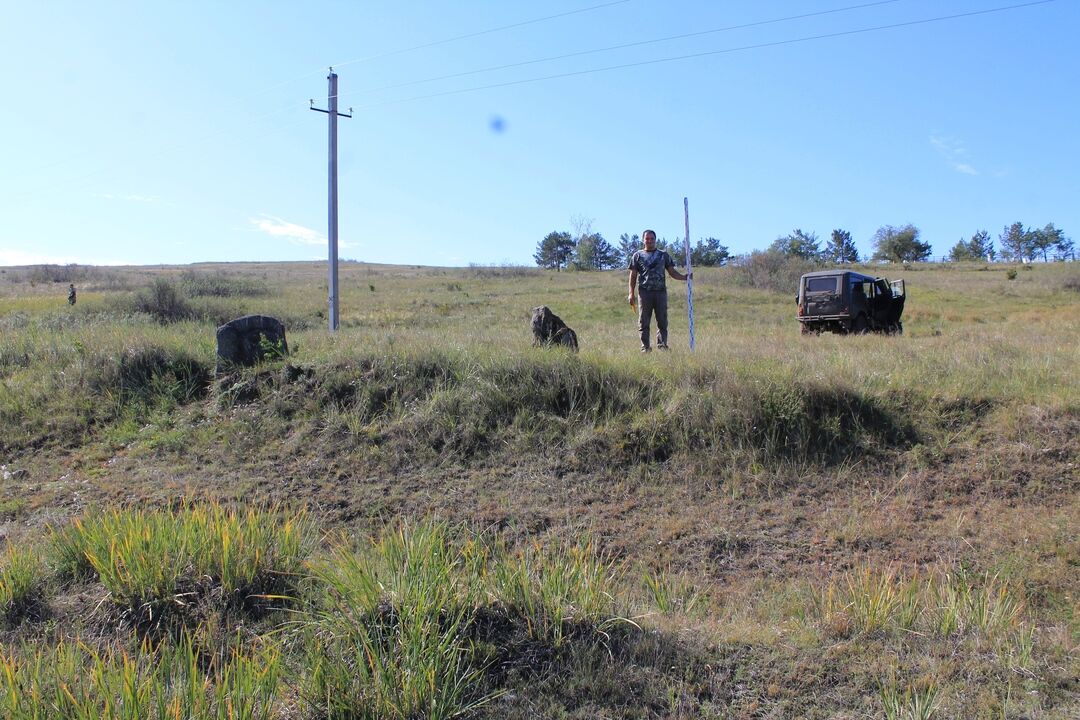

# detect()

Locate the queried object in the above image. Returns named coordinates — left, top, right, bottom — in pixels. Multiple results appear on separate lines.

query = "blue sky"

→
left=1, top=0, right=1076, bottom=267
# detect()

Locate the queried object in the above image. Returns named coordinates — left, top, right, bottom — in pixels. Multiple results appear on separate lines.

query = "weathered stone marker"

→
left=216, top=315, right=288, bottom=372
left=531, top=306, right=578, bottom=352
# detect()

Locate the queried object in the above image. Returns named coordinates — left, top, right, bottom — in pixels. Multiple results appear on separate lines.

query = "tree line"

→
left=770, top=222, right=1072, bottom=264
left=766, top=225, right=932, bottom=264
left=535, top=220, right=1073, bottom=270
left=534, top=228, right=730, bottom=270
left=957, top=222, right=1074, bottom=262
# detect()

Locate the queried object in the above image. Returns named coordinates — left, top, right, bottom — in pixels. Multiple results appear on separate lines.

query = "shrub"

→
left=180, top=270, right=268, bottom=298
left=133, top=278, right=195, bottom=323
left=730, top=250, right=817, bottom=293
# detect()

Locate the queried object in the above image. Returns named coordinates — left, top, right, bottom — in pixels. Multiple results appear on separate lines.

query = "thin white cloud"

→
left=92, top=192, right=162, bottom=203
left=0, top=249, right=129, bottom=266
left=250, top=214, right=326, bottom=246
left=930, top=135, right=979, bottom=176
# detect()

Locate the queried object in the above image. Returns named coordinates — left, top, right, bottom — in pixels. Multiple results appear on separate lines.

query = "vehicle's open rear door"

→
left=891, top=279, right=905, bottom=298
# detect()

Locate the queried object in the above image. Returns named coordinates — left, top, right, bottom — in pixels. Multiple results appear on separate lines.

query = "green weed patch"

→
left=50, top=503, right=315, bottom=630
left=0, top=546, right=45, bottom=626
left=0, top=637, right=279, bottom=720
left=305, top=522, right=626, bottom=719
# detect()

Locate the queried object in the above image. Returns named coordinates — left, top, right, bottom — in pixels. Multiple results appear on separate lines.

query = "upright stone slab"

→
left=530, top=306, right=578, bottom=352
left=216, top=315, right=287, bottom=372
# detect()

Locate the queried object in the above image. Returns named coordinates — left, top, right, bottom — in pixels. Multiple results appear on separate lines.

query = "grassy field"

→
left=0, top=259, right=1077, bottom=718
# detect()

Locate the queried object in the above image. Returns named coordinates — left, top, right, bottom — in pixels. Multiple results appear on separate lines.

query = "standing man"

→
left=627, top=229, right=690, bottom=352
left=67, top=283, right=76, bottom=306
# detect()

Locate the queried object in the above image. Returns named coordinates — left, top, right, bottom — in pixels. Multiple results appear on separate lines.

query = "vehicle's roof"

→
left=800, top=269, right=877, bottom=281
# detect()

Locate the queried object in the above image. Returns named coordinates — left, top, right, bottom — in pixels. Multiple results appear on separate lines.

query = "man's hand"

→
left=628, top=292, right=636, bottom=310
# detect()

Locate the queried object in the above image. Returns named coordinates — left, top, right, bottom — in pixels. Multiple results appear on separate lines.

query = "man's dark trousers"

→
left=637, top=289, right=668, bottom=350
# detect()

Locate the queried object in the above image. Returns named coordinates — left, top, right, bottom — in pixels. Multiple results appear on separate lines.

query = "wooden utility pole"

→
left=310, top=69, right=352, bottom=332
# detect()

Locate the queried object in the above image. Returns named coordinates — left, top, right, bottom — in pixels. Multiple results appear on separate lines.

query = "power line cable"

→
left=237, top=1, right=633, bottom=104
left=351, top=0, right=1056, bottom=110
left=341, top=0, right=906, bottom=100
left=11, top=1, right=633, bottom=187
left=330, top=0, right=632, bottom=70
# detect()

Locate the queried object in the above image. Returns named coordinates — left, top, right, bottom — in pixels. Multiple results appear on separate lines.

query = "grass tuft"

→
left=49, top=502, right=315, bottom=629
left=880, top=679, right=941, bottom=720
left=0, top=545, right=45, bottom=625
left=304, top=522, right=625, bottom=719
left=0, top=636, right=279, bottom=720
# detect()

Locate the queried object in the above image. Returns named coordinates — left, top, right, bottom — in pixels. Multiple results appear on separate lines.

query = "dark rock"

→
left=215, top=315, right=288, bottom=372
left=531, top=306, right=578, bottom=351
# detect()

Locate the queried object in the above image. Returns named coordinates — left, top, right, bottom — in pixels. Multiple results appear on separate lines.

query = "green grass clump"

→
left=0, top=636, right=279, bottom=720
left=0, top=546, right=44, bottom=625
left=880, top=679, right=941, bottom=720
left=305, top=522, right=623, bottom=720
left=488, top=536, right=619, bottom=646
left=928, top=572, right=1025, bottom=639
left=816, top=566, right=1028, bottom=646
left=49, top=503, right=315, bottom=628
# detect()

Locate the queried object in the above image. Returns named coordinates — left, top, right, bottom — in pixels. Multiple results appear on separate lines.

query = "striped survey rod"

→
left=683, top=197, right=696, bottom=351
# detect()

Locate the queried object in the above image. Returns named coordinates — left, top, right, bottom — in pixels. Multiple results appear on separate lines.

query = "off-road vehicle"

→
left=796, top=270, right=905, bottom=335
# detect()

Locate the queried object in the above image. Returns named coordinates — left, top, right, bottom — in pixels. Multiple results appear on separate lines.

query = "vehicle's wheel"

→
left=800, top=322, right=812, bottom=335
left=851, top=314, right=868, bottom=334
left=896, top=321, right=903, bottom=335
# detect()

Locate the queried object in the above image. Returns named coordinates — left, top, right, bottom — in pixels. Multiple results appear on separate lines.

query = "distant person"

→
left=67, top=283, right=76, bottom=306
left=627, top=229, right=690, bottom=352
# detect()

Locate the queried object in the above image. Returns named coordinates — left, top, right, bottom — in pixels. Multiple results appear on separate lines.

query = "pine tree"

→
left=999, top=222, right=1030, bottom=262
left=969, top=230, right=994, bottom=260
left=533, top=231, right=575, bottom=270
left=824, top=229, right=859, bottom=264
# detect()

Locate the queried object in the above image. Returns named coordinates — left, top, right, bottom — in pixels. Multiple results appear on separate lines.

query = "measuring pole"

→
left=310, top=69, right=352, bottom=332
left=683, top=197, right=696, bottom=351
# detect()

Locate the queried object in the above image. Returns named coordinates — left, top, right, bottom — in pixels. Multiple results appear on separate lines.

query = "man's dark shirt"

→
left=629, top=250, right=674, bottom=292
